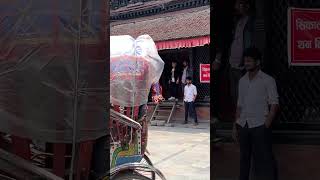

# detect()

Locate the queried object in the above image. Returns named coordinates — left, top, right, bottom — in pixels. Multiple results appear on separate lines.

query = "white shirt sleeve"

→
left=193, top=85, right=197, bottom=96
left=267, top=78, right=279, bottom=105
left=237, top=79, right=244, bottom=108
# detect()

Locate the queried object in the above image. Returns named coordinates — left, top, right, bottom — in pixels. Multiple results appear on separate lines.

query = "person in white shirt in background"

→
left=233, top=47, right=279, bottom=180
left=181, top=60, right=193, bottom=94
left=184, top=76, right=198, bottom=126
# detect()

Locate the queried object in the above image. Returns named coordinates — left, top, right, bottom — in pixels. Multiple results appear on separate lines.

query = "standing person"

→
left=229, top=0, right=255, bottom=107
left=211, top=0, right=234, bottom=121
left=181, top=60, right=193, bottom=94
left=168, top=61, right=180, bottom=100
left=184, top=77, right=198, bottom=126
left=233, top=47, right=279, bottom=180
left=213, top=0, right=255, bottom=121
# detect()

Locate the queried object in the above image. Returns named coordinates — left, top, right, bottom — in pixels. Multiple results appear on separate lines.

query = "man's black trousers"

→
left=169, top=82, right=178, bottom=98
left=237, top=123, right=278, bottom=180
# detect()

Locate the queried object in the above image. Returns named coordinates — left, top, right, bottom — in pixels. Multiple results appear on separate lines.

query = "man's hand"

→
left=265, top=116, right=273, bottom=128
left=265, top=104, right=279, bottom=128
left=235, top=108, right=241, bottom=120
left=176, top=79, right=180, bottom=84
left=232, top=123, right=238, bottom=143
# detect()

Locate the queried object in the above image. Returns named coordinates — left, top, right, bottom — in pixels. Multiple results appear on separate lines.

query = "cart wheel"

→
left=139, top=154, right=156, bottom=180
left=112, top=172, right=151, bottom=180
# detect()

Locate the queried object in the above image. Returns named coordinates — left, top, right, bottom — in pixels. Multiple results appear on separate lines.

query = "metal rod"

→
left=0, top=148, right=63, bottom=180
left=111, top=109, right=142, bottom=130
left=132, top=36, right=137, bottom=120
left=167, top=102, right=176, bottom=124
left=149, top=103, right=159, bottom=122
left=108, top=162, right=167, bottom=180
left=69, top=0, right=83, bottom=179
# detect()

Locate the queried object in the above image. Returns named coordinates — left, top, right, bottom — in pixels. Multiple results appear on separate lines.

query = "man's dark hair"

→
left=186, top=76, right=192, bottom=81
left=172, top=60, right=177, bottom=63
left=243, top=47, right=262, bottom=61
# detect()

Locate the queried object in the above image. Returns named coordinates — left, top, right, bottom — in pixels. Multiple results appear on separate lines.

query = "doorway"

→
left=158, top=49, right=190, bottom=100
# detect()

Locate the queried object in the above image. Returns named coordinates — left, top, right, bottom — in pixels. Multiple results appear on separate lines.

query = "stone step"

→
left=150, top=120, right=166, bottom=126
left=152, top=116, right=168, bottom=120
left=157, top=106, right=174, bottom=109
left=155, top=109, right=171, bottom=112
left=164, top=123, right=174, bottom=127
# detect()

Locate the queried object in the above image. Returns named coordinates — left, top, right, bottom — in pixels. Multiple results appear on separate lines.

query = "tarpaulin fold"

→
left=0, top=0, right=108, bottom=143
left=110, top=35, right=164, bottom=107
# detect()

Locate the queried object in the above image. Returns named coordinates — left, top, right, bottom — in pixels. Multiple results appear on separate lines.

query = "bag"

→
left=110, top=35, right=164, bottom=107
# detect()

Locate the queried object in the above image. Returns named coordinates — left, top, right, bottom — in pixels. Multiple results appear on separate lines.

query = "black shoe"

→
left=183, top=121, right=188, bottom=124
left=194, top=122, right=198, bottom=126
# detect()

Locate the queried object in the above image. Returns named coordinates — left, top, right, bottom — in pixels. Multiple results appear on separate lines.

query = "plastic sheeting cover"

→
left=0, top=0, right=108, bottom=143
left=110, top=35, right=164, bottom=107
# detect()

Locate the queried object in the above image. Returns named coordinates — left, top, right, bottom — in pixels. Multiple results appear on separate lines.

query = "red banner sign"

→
left=200, top=64, right=210, bottom=83
left=288, top=8, right=320, bottom=65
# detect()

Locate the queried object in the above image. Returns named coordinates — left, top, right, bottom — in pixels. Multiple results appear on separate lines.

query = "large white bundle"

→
left=110, top=35, right=164, bottom=107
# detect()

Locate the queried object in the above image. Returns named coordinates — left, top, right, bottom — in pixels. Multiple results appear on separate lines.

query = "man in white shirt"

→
left=233, top=47, right=279, bottom=180
left=184, top=77, right=198, bottom=125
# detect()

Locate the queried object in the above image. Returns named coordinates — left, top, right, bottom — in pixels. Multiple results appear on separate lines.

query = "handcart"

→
left=108, top=108, right=166, bottom=180
left=106, top=34, right=166, bottom=180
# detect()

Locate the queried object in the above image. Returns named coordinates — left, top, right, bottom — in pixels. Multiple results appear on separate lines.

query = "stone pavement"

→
left=147, top=125, right=210, bottom=180
left=171, top=119, right=211, bottom=129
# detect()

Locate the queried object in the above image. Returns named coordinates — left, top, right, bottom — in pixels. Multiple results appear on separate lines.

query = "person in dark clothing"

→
left=212, top=0, right=256, bottom=121
left=181, top=60, right=193, bottom=94
left=211, top=0, right=235, bottom=120
left=168, top=61, right=180, bottom=100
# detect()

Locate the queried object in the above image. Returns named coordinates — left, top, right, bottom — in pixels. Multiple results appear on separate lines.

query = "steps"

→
left=149, top=100, right=178, bottom=126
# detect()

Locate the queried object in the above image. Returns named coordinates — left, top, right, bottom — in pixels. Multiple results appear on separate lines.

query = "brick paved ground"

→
left=147, top=125, right=210, bottom=180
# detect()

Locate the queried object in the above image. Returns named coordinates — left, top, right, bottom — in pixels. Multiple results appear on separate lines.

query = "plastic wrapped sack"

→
left=110, top=35, right=164, bottom=107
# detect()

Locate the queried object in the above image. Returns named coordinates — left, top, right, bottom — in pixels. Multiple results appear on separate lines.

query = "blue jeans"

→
left=184, top=101, right=198, bottom=123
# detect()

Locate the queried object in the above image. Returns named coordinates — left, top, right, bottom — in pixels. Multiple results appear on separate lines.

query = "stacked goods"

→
left=110, top=35, right=164, bottom=107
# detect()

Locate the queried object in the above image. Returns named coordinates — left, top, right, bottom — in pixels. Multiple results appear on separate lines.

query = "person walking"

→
left=181, top=60, right=193, bottom=94
left=233, top=47, right=279, bottom=180
left=168, top=61, right=180, bottom=100
left=184, top=77, right=198, bottom=126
